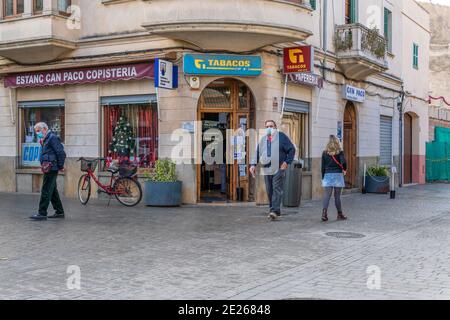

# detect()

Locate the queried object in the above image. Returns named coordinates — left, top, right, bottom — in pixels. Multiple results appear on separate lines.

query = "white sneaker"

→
left=268, top=212, right=278, bottom=221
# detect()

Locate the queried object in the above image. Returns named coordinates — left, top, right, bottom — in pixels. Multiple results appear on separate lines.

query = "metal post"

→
left=280, top=74, right=289, bottom=119
left=398, top=91, right=404, bottom=188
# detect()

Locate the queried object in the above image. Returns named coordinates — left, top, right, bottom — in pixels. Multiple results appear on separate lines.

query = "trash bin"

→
left=283, top=160, right=303, bottom=207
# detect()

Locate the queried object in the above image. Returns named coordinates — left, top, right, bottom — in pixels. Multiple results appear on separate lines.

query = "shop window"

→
left=238, top=83, right=254, bottom=110
left=20, top=102, right=65, bottom=168
left=281, top=112, right=310, bottom=171
left=4, top=0, right=24, bottom=17
left=103, top=103, right=158, bottom=169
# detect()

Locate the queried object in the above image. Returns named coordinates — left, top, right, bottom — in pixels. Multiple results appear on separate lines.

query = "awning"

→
left=101, top=94, right=157, bottom=106
left=18, top=100, right=65, bottom=108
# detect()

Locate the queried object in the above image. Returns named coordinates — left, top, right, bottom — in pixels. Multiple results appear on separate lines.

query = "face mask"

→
left=36, top=132, right=44, bottom=140
left=266, top=128, right=274, bottom=136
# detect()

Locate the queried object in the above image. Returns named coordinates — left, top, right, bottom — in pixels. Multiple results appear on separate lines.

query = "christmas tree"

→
left=109, top=116, right=135, bottom=157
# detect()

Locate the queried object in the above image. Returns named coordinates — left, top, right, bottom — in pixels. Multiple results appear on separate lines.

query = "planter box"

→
left=365, top=175, right=390, bottom=194
left=144, top=181, right=182, bottom=207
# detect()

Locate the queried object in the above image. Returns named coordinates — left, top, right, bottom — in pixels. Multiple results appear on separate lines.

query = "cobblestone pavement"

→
left=1, top=184, right=450, bottom=300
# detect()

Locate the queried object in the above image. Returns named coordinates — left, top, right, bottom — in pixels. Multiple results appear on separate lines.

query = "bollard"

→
left=390, top=166, right=396, bottom=199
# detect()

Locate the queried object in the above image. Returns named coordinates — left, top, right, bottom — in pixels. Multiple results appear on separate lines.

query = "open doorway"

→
left=200, top=112, right=230, bottom=202
left=197, top=78, right=255, bottom=203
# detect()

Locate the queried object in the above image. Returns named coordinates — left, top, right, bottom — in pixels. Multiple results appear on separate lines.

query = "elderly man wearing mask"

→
left=250, top=120, right=295, bottom=221
left=30, top=122, right=67, bottom=221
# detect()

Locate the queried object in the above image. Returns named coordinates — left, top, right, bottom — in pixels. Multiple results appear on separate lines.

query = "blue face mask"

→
left=266, top=128, right=274, bottom=136
left=36, top=132, right=44, bottom=140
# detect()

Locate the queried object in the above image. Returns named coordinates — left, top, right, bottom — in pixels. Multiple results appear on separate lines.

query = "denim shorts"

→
left=322, top=173, right=345, bottom=188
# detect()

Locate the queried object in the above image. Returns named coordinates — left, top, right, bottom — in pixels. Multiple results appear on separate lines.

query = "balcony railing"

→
left=334, top=23, right=388, bottom=79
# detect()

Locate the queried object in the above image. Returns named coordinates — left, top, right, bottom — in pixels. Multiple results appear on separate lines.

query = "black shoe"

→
left=30, top=214, right=47, bottom=221
left=48, top=213, right=65, bottom=219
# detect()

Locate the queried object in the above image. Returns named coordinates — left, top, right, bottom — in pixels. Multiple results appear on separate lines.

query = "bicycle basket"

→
left=119, top=164, right=138, bottom=177
left=80, top=159, right=98, bottom=172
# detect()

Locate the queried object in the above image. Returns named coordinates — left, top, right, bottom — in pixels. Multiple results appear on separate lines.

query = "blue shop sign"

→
left=183, top=54, right=263, bottom=77
left=22, top=143, right=41, bottom=167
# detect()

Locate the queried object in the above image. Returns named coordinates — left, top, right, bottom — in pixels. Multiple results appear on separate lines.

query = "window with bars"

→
left=413, top=43, right=419, bottom=69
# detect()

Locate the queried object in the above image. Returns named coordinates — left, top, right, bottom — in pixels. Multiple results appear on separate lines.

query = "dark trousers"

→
left=38, top=171, right=64, bottom=216
left=264, top=169, right=286, bottom=214
left=322, top=187, right=343, bottom=212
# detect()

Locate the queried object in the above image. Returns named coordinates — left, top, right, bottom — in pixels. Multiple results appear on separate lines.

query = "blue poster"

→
left=337, top=121, right=343, bottom=142
left=183, top=54, right=263, bottom=77
left=22, top=143, right=41, bottom=167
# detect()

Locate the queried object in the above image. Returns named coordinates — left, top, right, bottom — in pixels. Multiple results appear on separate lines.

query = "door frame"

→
left=343, top=101, right=358, bottom=188
left=403, top=112, right=413, bottom=184
left=196, top=78, right=255, bottom=202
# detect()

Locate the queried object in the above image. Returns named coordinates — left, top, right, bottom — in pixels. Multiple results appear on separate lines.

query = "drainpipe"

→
left=9, top=88, right=15, bottom=125
left=323, top=0, right=328, bottom=52
left=397, top=88, right=405, bottom=187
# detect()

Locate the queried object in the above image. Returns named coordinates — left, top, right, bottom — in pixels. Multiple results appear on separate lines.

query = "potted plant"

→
left=143, top=159, right=182, bottom=207
left=364, top=165, right=390, bottom=194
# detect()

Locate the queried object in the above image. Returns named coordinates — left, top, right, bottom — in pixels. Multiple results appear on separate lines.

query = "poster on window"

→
left=22, top=143, right=41, bottom=167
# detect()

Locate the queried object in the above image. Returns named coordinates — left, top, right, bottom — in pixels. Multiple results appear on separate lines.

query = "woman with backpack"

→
left=321, top=135, right=348, bottom=222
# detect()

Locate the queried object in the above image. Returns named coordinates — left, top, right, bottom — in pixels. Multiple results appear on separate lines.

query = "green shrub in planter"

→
left=144, top=159, right=182, bottom=206
left=365, top=165, right=390, bottom=194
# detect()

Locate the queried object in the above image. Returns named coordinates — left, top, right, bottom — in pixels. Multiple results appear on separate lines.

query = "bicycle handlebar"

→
left=78, top=157, right=108, bottom=161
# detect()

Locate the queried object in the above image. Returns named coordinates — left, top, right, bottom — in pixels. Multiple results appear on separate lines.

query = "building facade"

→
left=422, top=3, right=450, bottom=142
left=0, top=0, right=430, bottom=204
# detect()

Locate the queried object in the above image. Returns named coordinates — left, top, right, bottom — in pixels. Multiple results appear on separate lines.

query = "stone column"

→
left=43, top=0, right=58, bottom=15
left=23, top=0, right=33, bottom=17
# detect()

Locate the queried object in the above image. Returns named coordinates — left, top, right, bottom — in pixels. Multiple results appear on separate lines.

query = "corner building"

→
left=0, top=0, right=430, bottom=204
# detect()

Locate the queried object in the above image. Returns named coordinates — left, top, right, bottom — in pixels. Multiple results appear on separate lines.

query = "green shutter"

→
left=384, top=9, right=392, bottom=52
left=310, top=0, right=316, bottom=10
left=413, top=44, right=419, bottom=69
left=384, top=8, right=389, bottom=39
left=351, top=0, right=357, bottom=23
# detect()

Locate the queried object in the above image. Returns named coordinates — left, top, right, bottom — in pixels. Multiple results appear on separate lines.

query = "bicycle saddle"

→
left=107, top=166, right=119, bottom=174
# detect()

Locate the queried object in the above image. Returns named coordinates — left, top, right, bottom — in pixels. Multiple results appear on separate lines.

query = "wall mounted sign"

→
left=343, top=85, right=366, bottom=103
left=154, top=58, right=178, bottom=90
left=287, top=73, right=323, bottom=88
left=283, top=46, right=314, bottom=74
left=22, top=143, right=41, bottom=167
left=4, top=63, right=154, bottom=88
left=183, top=54, right=263, bottom=77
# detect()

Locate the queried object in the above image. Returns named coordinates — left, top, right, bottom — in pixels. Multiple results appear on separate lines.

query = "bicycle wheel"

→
left=113, top=177, right=142, bottom=207
left=78, top=174, right=91, bottom=205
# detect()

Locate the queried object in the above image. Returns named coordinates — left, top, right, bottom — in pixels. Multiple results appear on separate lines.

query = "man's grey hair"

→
left=34, top=122, right=49, bottom=131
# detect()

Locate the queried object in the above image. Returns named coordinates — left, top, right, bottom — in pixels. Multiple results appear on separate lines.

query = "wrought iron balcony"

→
left=334, top=23, right=388, bottom=80
left=142, top=0, right=314, bottom=52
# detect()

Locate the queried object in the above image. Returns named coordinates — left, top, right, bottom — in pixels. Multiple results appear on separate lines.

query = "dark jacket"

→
left=40, top=131, right=66, bottom=172
left=252, top=131, right=296, bottom=168
left=321, top=151, right=347, bottom=179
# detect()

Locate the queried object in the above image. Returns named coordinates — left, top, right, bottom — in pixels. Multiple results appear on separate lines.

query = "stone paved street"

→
left=1, top=184, right=450, bottom=300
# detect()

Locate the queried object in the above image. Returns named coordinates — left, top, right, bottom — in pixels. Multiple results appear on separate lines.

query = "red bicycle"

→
left=77, top=157, right=142, bottom=207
